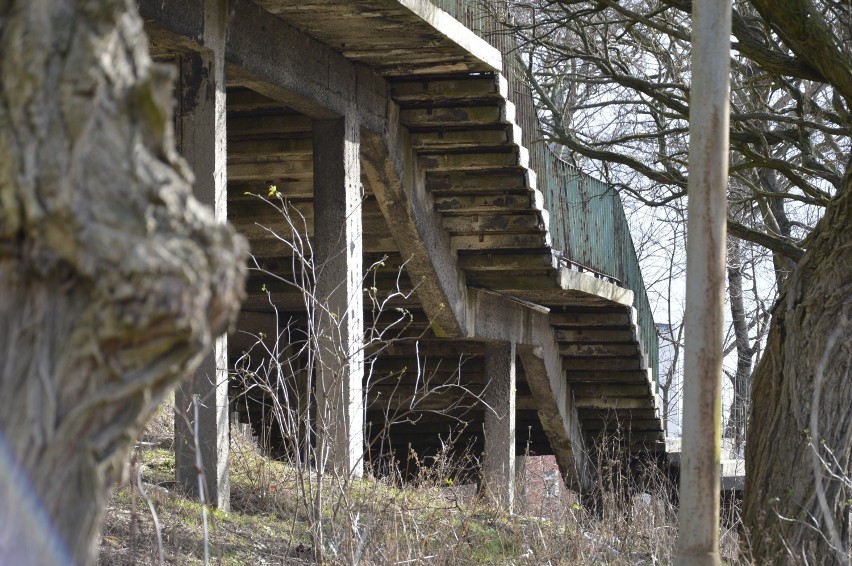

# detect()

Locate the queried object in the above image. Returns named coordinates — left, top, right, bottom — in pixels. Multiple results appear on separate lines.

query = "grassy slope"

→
left=99, top=406, right=741, bottom=565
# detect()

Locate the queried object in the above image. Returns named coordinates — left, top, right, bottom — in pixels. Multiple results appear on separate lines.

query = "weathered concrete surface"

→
left=361, top=116, right=470, bottom=338
left=469, top=290, right=592, bottom=492
left=173, top=0, right=231, bottom=509
left=313, top=116, right=365, bottom=479
left=252, top=0, right=501, bottom=75
left=140, top=0, right=388, bottom=129
left=141, top=0, right=663, bottom=494
left=482, top=342, right=517, bottom=512
left=557, top=269, right=634, bottom=307
left=396, top=0, right=502, bottom=71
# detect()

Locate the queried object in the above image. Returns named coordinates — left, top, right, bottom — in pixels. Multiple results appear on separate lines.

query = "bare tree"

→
left=502, top=0, right=851, bottom=561
left=0, top=1, right=247, bottom=564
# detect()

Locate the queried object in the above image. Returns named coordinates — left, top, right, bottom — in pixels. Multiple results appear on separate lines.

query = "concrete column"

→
left=173, top=0, right=230, bottom=510
left=482, top=341, right=517, bottom=512
left=312, top=115, right=364, bottom=479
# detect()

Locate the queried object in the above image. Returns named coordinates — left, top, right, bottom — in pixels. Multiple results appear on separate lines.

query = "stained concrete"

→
left=173, top=0, right=230, bottom=511
left=313, top=116, right=365, bottom=478
left=482, top=342, right=517, bottom=512
left=139, top=0, right=664, bottom=499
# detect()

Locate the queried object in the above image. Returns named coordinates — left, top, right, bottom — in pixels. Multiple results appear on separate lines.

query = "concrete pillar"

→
left=312, top=115, right=364, bottom=479
left=482, top=341, right=517, bottom=512
left=173, top=0, right=230, bottom=510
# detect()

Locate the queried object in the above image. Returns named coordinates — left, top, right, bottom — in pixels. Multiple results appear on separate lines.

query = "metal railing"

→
left=426, top=0, right=659, bottom=386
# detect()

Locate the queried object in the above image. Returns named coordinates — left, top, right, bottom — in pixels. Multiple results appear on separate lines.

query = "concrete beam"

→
left=583, top=419, right=663, bottom=432
left=574, top=394, right=662, bottom=411
left=144, top=0, right=485, bottom=341
left=224, top=0, right=388, bottom=130
left=572, top=383, right=651, bottom=398
left=549, top=311, right=632, bottom=328
left=481, top=342, right=516, bottom=512
left=566, top=370, right=650, bottom=383
left=361, top=113, right=470, bottom=338
left=517, top=349, right=591, bottom=492
left=395, top=0, right=502, bottom=72
left=555, top=329, right=636, bottom=343
left=139, top=0, right=389, bottom=130
left=584, top=430, right=664, bottom=443
left=563, top=358, right=645, bottom=372
left=391, top=75, right=506, bottom=104
left=173, top=0, right=230, bottom=510
left=579, top=407, right=658, bottom=421
left=559, top=343, right=639, bottom=357
left=469, top=290, right=592, bottom=492
left=138, top=0, right=205, bottom=53
left=312, top=115, right=365, bottom=479
left=557, top=268, right=634, bottom=307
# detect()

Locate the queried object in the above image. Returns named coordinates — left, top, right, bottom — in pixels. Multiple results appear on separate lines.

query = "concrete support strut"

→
left=174, top=0, right=230, bottom=510
left=313, top=115, right=365, bottom=479
left=361, top=120, right=469, bottom=338
left=471, top=290, right=592, bottom=493
left=482, top=341, right=517, bottom=512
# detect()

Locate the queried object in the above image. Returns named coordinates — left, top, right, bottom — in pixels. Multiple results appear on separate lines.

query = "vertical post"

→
left=482, top=341, right=517, bottom=512
left=313, top=115, right=364, bottom=479
left=174, top=0, right=230, bottom=510
left=675, top=0, right=730, bottom=564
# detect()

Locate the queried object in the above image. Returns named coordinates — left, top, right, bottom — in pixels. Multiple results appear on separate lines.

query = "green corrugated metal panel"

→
left=424, top=0, right=658, bottom=386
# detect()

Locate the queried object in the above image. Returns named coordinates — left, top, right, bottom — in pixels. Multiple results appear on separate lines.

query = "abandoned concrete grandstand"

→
left=139, top=0, right=667, bottom=512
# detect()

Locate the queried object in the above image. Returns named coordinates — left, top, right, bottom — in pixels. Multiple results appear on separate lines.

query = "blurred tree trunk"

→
left=744, top=168, right=852, bottom=565
left=0, top=1, right=247, bottom=564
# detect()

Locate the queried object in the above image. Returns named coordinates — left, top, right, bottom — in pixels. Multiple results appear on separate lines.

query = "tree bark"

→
left=723, top=237, right=752, bottom=454
left=744, top=168, right=852, bottom=565
left=0, top=1, right=247, bottom=564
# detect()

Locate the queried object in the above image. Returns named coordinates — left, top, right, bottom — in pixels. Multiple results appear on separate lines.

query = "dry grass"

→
left=99, top=405, right=746, bottom=565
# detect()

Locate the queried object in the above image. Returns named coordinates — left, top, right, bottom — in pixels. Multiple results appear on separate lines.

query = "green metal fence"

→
left=425, top=0, right=659, bottom=386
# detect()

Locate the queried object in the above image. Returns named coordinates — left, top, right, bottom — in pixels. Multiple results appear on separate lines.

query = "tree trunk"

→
left=744, top=168, right=852, bottom=565
left=0, top=1, right=247, bottom=564
left=723, top=237, right=752, bottom=454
